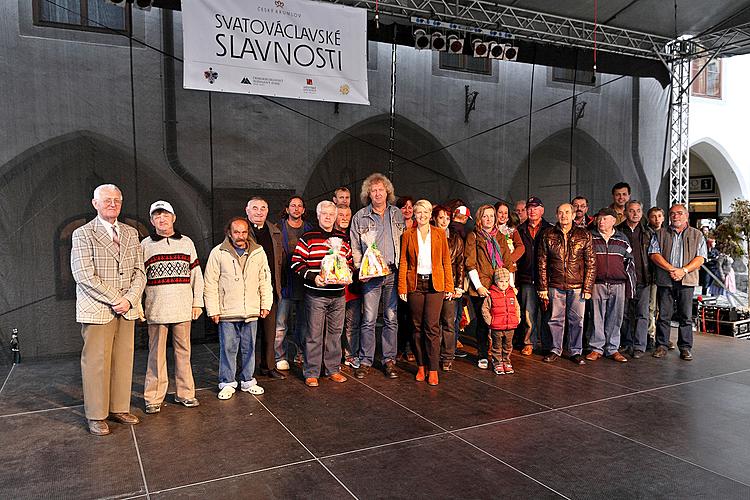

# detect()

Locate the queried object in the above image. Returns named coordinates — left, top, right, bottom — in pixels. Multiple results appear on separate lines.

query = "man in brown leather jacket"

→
left=537, top=203, right=596, bottom=364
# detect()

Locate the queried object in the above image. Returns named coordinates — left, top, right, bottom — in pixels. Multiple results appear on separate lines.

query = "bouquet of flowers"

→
left=359, top=242, right=390, bottom=279
left=320, top=237, right=353, bottom=285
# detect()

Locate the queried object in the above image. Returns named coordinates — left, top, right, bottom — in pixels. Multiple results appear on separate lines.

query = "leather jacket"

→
left=447, top=230, right=466, bottom=291
left=537, top=224, right=596, bottom=294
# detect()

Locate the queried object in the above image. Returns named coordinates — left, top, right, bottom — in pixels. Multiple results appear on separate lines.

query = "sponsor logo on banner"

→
left=339, top=84, right=350, bottom=95
left=204, top=68, right=219, bottom=84
left=306, top=78, right=313, bottom=85
left=241, top=77, right=252, bottom=84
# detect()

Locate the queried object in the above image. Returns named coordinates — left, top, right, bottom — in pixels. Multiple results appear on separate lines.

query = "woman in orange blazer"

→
left=398, top=199, right=454, bottom=385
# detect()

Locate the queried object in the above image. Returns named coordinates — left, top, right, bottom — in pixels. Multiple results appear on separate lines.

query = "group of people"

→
left=71, top=178, right=707, bottom=436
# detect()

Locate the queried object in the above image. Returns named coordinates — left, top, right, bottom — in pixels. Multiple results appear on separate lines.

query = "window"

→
left=33, top=0, right=130, bottom=34
left=691, top=58, right=722, bottom=99
left=439, top=53, right=492, bottom=75
left=552, top=66, right=596, bottom=86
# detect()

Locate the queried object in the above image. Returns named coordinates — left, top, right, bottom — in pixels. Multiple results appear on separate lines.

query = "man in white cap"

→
left=141, top=201, right=204, bottom=414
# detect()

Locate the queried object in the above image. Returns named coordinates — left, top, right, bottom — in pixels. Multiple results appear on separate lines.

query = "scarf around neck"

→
left=480, top=227, right=504, bottom=268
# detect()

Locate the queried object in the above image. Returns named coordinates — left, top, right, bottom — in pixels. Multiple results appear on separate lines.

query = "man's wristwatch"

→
left=682, top=267, right=688, bottom=274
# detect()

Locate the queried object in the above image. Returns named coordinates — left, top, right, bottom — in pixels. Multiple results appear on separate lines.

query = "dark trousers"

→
left=471, top=295, right=491, bottom=359
left=397, top=299, right=413, bottom=354
left=440, top=298, right=459, bottom=361
left=621, top=284, right=650, bottom=351
left=490, top=329, right=513, bottom=364
left=656, top=282, right=694, bottom=350
left=303, top=293, right=345, bottom=378
left=408, top=278, right=443, bottom=371
left=255, top=300, right=278, bottom=373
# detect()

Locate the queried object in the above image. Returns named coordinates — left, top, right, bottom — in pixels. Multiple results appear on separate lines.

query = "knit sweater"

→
left=291, top=228, right=353, bottom=297
left=141, top=232, right=204, bottom=324
left=591, top=228, right=636, bottom=299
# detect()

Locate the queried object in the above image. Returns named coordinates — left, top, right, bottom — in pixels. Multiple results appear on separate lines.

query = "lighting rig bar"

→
left=325, top=0, right=674, bottom=60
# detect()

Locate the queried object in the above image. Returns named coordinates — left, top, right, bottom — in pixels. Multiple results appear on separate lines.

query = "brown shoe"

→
left=609, top=352, right=628, bottom=363
left=415, top=366, right=426, bottom=382
left=585, top=351, right=602, bottom=361
left=427, top=371, right=439, bottom=386
left=108, top=413, right=140, bottom=425
left=305, top=377, right=319, bottom=387
left=456, top=339, right=464, bottom=349
left=328, top=372, right=347, bottom=383
left=87, top=419, right=110, bottom=436
left=521, top=345, right=533, bottom=356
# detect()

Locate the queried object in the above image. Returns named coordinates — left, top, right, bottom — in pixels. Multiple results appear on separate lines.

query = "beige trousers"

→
left=144, top=322, right=195, bottom=405
left=80, top=317, right=135, bottom=420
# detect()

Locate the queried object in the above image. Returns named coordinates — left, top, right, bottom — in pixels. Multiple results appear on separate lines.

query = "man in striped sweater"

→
left=586, top=207, right=636, bottom=363
left=292, top=201, right=354, bottom=387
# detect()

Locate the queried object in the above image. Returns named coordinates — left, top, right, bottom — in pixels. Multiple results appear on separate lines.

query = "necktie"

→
left=112, top=225, right=120, bottom=252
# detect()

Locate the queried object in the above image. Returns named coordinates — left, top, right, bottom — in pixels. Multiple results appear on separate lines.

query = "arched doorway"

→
left=510, top=129, right=624, bottom=213
left=303, top=115, right=471, bottom=210
left=690, top=138, right=747, bottom=216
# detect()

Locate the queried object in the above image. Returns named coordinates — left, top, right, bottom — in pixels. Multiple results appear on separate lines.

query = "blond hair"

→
left=414, top=199, right=432, bottom=214
left=360, top=173, right=396, bottom=206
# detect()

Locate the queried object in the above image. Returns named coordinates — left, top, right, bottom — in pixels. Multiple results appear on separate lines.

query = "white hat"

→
left=149, top=200, right=175, bottom=216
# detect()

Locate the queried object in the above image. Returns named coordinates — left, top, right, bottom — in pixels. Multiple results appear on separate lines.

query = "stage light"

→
left=106, top=0, right=127, bottom=6
left=414, top=29, right=430, bottom=50
left=431, top=32, right=446, bottom=51
left=488, top=42, right=504, bottom=59
left=472, top=39, right=489, bottom=58
left=134, top=0, right=152, bottom=10
left=448, top=34, right=463, bottom=54
left=503, top=45, right=519, bottom=61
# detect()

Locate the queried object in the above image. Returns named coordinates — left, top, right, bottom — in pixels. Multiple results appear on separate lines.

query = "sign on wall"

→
left=182, top=0, right=369, bottom=105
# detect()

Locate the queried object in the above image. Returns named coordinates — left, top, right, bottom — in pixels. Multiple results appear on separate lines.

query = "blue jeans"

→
left=343, top=297, right=362, bottom=360
left=275, top=297, right=304, bottom=361
left=591, top=283, right=626, bottom=356
left=303, top=293, right=345, bottom=378
left=621, top=283, right=650, bottom=351
left=548, top=288, right=585, bottom=356
left=360, top=273, right=399, bottom=366
left=218, top=320, right=257, bottom=389
left=519, top=284, right=551, bottom=350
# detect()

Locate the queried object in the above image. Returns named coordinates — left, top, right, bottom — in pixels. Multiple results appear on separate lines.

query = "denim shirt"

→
left=350, top=204, right=406, bottom=269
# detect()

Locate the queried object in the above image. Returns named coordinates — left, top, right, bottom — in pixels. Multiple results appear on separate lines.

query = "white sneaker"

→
left=217, top=386, right=235, bottom=400
left=477, top=358, right=489, bottom=369
left=240, top=380, right=265, bottom=395
left=276, top=360, right=290, bottom=371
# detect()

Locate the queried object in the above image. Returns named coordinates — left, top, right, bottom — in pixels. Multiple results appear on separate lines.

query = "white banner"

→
left=182, top=0, right=369, bottom=105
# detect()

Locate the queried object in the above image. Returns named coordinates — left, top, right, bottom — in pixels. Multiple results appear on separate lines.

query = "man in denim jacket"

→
left=349, top=173, right=405, bottom=379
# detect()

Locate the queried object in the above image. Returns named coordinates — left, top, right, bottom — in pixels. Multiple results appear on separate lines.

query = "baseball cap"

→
left=596, top=207, right=618, bottom=218
left=149, top=200, right=175, bottom=216
left=526, top=196, right=543, bottom=207
left=453, top=205, right=472, bottom=219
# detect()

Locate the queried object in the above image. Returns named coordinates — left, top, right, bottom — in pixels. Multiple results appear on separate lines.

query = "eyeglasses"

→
left=100, top=198, right=122, bottom=206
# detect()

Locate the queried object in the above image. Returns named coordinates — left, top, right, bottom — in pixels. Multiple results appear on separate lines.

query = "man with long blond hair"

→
left=349, top=173, right=405, bottom=379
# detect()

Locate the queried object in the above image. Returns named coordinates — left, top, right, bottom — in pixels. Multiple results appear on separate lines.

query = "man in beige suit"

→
left=71, top=184, right=146, bottom=436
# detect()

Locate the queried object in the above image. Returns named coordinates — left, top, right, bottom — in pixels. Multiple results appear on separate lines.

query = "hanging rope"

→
left=593, top=0, right=598, bottom=72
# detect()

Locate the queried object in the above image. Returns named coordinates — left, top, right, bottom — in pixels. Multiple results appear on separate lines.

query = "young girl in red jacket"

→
left=481, top=267, right=521, bottom=375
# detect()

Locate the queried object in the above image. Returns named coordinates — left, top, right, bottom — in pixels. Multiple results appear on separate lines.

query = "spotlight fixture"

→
left=414, top=29, right=430, bottom=50
left=447, top=34, right=463, bottom=54
left=106, top=0, right=127, bottom=6
left=472, top=38, right=489, bottom=58
left=488, top=41, right=504, bottom=59
left=431, top=32, right=447, bottom=51
left=503, top=45, right=519, bottom=61
left=134, top=0, right=153, bottom=10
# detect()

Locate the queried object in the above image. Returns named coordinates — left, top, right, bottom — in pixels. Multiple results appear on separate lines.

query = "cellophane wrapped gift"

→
left=359, top=242, right=390, bottom=279
left=320, top=237, right=353, bottom=285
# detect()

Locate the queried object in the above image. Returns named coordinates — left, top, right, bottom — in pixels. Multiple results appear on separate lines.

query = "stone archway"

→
left=690, top=138, right=747, bottom=214
left=510, top=128, right=624, bottom=212
left=0, top=130, right=210, bottom=358
left=303, top=115, right=471, bottom=210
